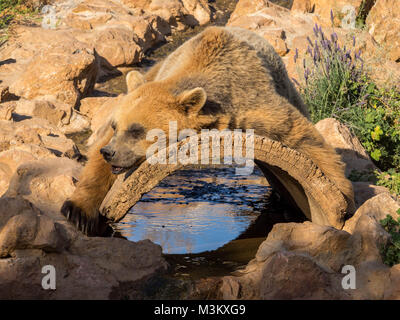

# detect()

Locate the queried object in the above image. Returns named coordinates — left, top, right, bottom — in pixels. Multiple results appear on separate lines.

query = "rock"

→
left=0, top=102, right=15, bottom=120
left=11, top=98, right=90, bottom=134
left=0, top=237, right=167, bottom=299
left=344, top=192, right=400, bottom=234
left=220, top=204, right=400, bottom=300
left=292, top=0, right=375, bottom=27
left=386, top=264, right=400, bottom=299
left=262, top=29, right=288, bottom=56
left=0, top=197, right=40, bottom=230
left=0, top=194, right=167, bottom=299
left=315, top=118, right=376, bottom=176
left=344, top=193, right=400, bottom=263
left=0, top=85, right=13, bottom=103
left=79, top=27, right=145, bottom=68
left=227, top=0, right=315, bottom=59
left=255, top=221, right=358, bottom=272
left=1, top=28, right=98, bottom=107
left=0, top=145, right=56, bottom=197
left=0, top=210, right=68, bottom=258
left=366, top=0, right=400, bottom=62
left=4, top=157, right=82, bottom=214
left=351, top=260, right=391, bottom=299
left=14, top=99, right=66, bottom=127
left=352, top=182, right=390, bottom=209
left=228, top=0, right=399, bottom=87
left=221, top=250, right=348, bottom=299
left=0, top=118, right=79, bottom=155
left=62, top=0, right=171, bottom=68
left=121, top=0, right=211, bottom=28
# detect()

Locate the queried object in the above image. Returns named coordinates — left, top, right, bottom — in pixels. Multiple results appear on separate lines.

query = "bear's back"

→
left=154, top=26, right=309, bottom=118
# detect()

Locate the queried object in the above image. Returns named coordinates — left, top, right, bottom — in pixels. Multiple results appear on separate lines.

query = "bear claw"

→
left=61, top=200, right=99, bottom=236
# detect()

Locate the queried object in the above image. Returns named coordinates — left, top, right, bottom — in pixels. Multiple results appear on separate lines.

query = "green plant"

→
left=348, top=169, right=376, bottom=183
left=1, top=0, right=20, bottom=28
left=294, top=23, right=400, bottom=174
left=376, top=169, right=400, bottom=196
left=0, top=0, right=38, bottom=29
left=380, top=209, right=400, bottom=266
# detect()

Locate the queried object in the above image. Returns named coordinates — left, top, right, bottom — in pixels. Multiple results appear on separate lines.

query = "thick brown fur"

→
left=62, top=26, right=355, bottom=235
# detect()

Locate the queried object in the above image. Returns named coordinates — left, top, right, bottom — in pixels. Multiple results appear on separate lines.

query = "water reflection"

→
left=112, top=166, right=272, bottom=254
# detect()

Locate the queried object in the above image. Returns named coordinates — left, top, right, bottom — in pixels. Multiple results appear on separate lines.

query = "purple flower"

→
left=304, top=68, right=310, bottom=82
left=307, top=36, right=314, bottom=47
left=313, top=25, right=318, bottom=37
left=325, top=63, right=330, bottom=75
left=352, top=36, right=356, bottom=47
left=330, top=9, right=334, bottom=24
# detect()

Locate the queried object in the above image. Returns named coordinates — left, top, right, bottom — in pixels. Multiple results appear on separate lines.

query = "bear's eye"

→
left=127, top=123, right=145, bottom=138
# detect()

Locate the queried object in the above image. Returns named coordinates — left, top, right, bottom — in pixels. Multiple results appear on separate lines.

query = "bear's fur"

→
left=61, top=26, right=355, bottom=235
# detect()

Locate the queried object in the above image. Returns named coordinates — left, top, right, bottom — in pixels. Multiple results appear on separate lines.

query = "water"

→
left=112, top=166, right=272, bottom=254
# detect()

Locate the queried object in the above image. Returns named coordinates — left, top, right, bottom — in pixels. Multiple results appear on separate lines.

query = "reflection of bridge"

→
left=100, top=133, right=351, bottom=229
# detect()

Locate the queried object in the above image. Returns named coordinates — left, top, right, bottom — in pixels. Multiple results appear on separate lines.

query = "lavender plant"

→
left=294, top=18, right=400, bottom=196
left=294, top=21, right=400, bottom=177
left=295, top=22, right=367, bottom=125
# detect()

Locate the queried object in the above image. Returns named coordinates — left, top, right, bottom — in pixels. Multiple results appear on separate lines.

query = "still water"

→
left=112, top=166, right=272, bottom=254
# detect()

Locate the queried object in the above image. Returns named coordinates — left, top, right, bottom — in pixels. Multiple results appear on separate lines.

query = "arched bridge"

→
left=100, top=133, right=350, bottom=229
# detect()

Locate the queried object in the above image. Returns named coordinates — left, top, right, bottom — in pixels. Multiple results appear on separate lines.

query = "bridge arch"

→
left=100, top=133, right=349, bottom=229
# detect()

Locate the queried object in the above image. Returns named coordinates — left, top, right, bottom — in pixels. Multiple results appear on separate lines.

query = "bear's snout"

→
left=100, top=147, right=115, bottom=162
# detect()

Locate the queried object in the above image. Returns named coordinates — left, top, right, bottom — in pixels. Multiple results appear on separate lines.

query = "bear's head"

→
left=100, top=71, right=218, bottom=174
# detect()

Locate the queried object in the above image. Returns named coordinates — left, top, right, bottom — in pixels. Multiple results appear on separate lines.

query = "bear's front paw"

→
left=61, top=200, right=100, bottom=236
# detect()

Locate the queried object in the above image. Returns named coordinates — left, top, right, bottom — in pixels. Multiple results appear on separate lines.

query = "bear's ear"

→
left=126, top=70, right=145, bottom=92
left=178, top=87, right=207, bottom=116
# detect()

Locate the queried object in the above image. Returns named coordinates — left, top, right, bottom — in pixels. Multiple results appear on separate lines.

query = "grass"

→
left=0, top=0, right=40, bottom=42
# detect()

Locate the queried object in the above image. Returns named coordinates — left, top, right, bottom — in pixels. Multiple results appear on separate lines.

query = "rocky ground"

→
left=0, top=0, right=399, bottom=299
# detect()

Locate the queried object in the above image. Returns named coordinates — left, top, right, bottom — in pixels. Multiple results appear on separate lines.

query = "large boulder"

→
left=1, top=28, right=98, bottom=107
left=220, top=221, right=354, bottom=299
left=220, top=194, right=400, bottom=300
left=4, top=157, right=82, bottom=214
left=0, top=118, right=81, bottom=197
left=315, top=118, right=376, bottom=176
left=0, top=197, right=167, bottom=299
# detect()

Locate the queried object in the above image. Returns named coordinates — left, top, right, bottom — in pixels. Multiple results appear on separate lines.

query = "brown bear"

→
left=61, top=26, right=355, bottom=235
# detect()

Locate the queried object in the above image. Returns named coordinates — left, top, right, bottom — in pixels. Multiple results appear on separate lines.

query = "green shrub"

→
left=293, top=23, right=400, bottom=184
left=380, top=209, right=400, bottom=266
left=376, top=169, right=400, bottom=196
